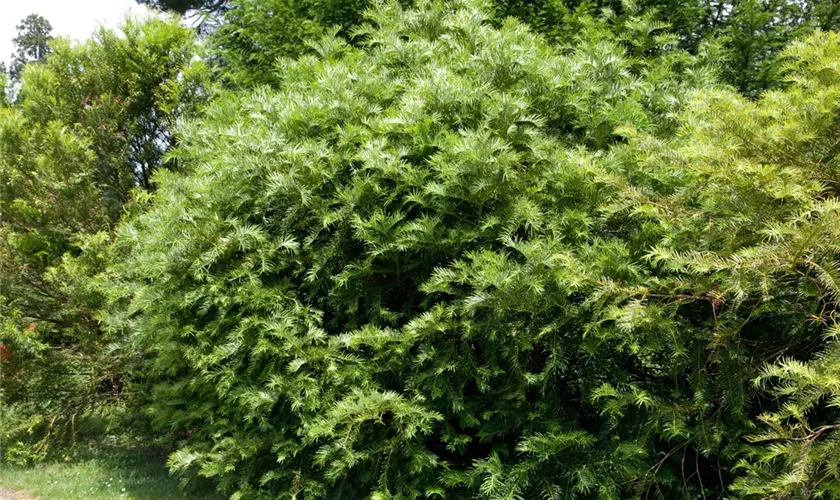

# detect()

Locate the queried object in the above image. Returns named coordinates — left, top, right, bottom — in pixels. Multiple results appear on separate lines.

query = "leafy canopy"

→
left=152, top=0, right=839, bottom=96
left=98, top=0, right=840, bottom=497
left=0, top=16, right=212, bottom=463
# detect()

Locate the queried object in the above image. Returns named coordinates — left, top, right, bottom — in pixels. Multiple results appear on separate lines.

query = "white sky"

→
left=1, top=0, right=155, bottom=66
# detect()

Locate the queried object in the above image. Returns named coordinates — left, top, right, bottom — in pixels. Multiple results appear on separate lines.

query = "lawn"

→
left=0, top=448, right=222, bottom=499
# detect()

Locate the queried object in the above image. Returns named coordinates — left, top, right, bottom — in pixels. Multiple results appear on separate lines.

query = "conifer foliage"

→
left=1, top=0, right=838, bottom=497
left=96, top=1, right=840, bottom=497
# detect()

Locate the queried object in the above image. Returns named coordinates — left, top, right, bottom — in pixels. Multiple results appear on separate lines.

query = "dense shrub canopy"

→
left=92, top=1, right=840, bottom=497
left=194, top=0, right=840, bottom=95
left=2, top=0, right=839, bottom=497
left=208, top=0, right=370, bottom=86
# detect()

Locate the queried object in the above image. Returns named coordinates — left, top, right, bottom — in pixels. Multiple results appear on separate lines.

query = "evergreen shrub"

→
left=101, top=1, right=840, bottom=497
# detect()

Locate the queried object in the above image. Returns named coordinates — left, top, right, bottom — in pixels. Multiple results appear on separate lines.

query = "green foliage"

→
left=8, top=14, right=53, bottom=82
left=720, top=0, right=838, bottom=97
left=208, top=0, right=371, bottom=86
left=0, top=109, right=111, bottom=463
left=723, top=33, right=840, bottom=497
left=18, top=16, right=214, bottom=218
left=492, top=0, right=840, bottom=96
left=5, top=0, right=840, bottom=497
left=199, top=0, right=837, bottom=95
left=93, top=1, right=840, bottom=497
left=0, top=17, right=212, bottom=464
left=137, top=0, right=225, bottom=14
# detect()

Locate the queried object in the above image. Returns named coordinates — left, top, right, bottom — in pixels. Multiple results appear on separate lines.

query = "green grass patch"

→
left=0, top=447, right=222, bottom=499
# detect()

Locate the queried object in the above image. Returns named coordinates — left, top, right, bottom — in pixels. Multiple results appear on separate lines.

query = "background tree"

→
left=0, top=17, right=213, bottom=463
left=0, top=64, right=8, bottom=106
left=136, top=0, right=227, bottom=15
left=8, top=14, right=53, bottom=82
left=17, top=16, right=214, bottom=221
left=719, top=0, right=840, bottom=96
left=149, top=0, right=837, bottom=96
left=208, top=0, right=369, bottom=85
left=0, top=108, right=111, bottom=463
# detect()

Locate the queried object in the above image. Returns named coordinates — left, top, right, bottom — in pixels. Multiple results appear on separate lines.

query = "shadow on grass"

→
left=0, top=446, right=224, bottom=500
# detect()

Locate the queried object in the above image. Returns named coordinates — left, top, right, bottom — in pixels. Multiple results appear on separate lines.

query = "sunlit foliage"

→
left=93, top=2, right=840, bottom=497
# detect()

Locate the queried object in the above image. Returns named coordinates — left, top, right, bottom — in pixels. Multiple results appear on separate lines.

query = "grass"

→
left=0, top=447, right=223, bottom=500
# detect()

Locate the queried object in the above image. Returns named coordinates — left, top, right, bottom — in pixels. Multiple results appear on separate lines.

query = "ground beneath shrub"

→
left=0, top=446, right=223, bottom=500
left=0, top=488, right=38, bottom=500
